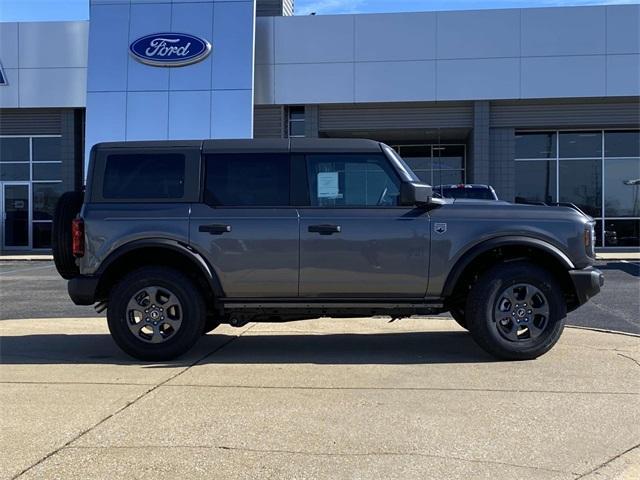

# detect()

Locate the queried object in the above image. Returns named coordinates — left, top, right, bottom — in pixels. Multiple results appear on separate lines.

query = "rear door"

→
left=297, top=150, right=431, bottom=297
left=189, top=141, right=299, bottom=298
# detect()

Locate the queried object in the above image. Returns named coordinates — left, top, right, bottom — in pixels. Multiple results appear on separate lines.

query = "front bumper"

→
left=569, top=267, right=604, bottom=306
left=68, top=276, right=99, bottom=305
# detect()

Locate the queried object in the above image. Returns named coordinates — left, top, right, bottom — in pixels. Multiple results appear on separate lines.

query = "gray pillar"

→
left=469, top=101, right=490, bottom=184
left=60, top=109, right=77, bottom=193
left=489, top=127, right=516, bottom=201
left=304, top=105, right=319, bottom=138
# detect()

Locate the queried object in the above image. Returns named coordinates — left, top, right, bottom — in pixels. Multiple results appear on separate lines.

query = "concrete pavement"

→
left=1, top=317, right=639, bottom=479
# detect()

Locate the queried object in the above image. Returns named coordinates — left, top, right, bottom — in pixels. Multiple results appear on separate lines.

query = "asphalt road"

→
left=0, top=260, right=638, bottom=334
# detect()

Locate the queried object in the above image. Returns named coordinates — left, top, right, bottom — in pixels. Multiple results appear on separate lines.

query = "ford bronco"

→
left=52, top=139, right=603, bottom=361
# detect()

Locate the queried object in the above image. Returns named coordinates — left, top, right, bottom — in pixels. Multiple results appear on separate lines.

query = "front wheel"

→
left=466, top=261, right=566, bottom=360
left=107, top=267, right=206, bottom=361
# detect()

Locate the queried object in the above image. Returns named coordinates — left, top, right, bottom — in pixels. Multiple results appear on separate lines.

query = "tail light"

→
left=72, top=218, right=85, bottom=257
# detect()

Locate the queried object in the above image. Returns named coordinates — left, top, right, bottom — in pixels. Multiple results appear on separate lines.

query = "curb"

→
left=0, top=255, right=53, bottom=261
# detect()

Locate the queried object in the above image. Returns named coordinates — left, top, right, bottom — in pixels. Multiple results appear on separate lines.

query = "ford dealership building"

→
left=0, top=0, right=638, bottom=252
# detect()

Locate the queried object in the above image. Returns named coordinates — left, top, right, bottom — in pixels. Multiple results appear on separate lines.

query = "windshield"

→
left=438, top=187, right=496, bottom=200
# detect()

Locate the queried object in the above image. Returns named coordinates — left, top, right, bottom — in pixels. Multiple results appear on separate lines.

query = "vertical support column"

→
left=489, top=127, right=516, bottom=201
left=59, top=109, right=77, bottom=194
left=470, top=101, right=490, bottom=185
left=304, top=105, right=319, bottom=138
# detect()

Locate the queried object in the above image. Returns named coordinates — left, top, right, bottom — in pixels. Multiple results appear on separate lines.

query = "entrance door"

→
left=2, top=183, right=30, bottom=249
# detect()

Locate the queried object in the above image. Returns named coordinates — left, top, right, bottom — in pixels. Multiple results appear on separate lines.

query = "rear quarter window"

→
left=102, top=153, right=186, bottom=200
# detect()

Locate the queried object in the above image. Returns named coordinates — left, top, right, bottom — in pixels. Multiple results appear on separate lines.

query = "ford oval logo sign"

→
left=129, top=33, right=212, bottom=67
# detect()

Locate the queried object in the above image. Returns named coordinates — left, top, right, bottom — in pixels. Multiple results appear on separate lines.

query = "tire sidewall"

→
left=468, top=263, right=566, bottom=360
left=107, top=267, right=205, bottom=361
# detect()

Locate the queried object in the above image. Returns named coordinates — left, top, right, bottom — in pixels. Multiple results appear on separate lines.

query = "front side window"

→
left=205, top=153, right=290, bottom=207
left=103, top=154, right=186, bottom=200
left=306, top=154, right=400, bottom=207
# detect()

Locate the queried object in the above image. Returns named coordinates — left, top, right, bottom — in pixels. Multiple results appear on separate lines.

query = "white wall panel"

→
left=19, top=22, right=88, bottom=68
left=126, top=2, right=171, bottom=92
left=436, top=9, right=519, bottom=59
left=355, top=12, right=435, bottom=62
left=606, top=5, right=640, bottom=55
left=85, top=91, right=127, bottom=145
left=168, top=91, right=211, bottom=139
left=19, top=68, right=86, bottom=107
left=87, top=4, right=129, bottom=92
left=0, top=69, right=19, bottom=107
left=275, top=15, right=354, bottom=64
left=125, top=91, right=169, bottom=140
left=255, top=17, right=274, bottom=65
left=211, top=90, right=253, bottom=138
left=437, top=58, right=519, bottom=101
left=0, top=23, right=19, bottom=69
left=169, top=1, right=214, bottom=91
left=254, top=64, right=275, bottom=104
left=521, top=56, right=606, bottom=98
left=275, top=63, right=353, bottom=104
left=212, top=1, right=255, bottom=90
left=607, top=55, right=640, bottom=97
left=355, top=61, right=435, bottom=102
left=521, top=7, right=605, bottom=56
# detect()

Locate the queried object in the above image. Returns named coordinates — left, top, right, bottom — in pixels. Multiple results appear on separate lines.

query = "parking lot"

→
left=1, top=260, right=639, bottom=479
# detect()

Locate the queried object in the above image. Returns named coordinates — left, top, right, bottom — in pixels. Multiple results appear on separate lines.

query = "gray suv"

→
left=52, top=139, right=603, bottom=361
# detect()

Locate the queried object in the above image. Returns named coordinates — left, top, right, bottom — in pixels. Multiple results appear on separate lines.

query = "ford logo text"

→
left=129, top=33, right=212, bottom=67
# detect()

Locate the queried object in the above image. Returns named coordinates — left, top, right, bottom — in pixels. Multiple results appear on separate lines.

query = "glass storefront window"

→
left=32, top=222, right=53, bottom=249
left=32, top=137, right=62, bottom=162
left=559, top=131, right=602, bottom=158
left=514, top=160, right=557, bottom=204
left=33, top=183, right=64, bottom=221
left=0, top=163, right=30, bottom=181
left=559, top=159, right=602, bottom=217
left=515, top=132, right=557, bottom=159
left=604, top=158, right=640, bottom=217
left=32, top=163, right=62, bottom=181
left=433, top=170, right=464, bottom=186
left=605, top=131, right=640, bottom=158
left=603, top=219, right=640, bottom=247
left=0, top=137, right=30, bottom=162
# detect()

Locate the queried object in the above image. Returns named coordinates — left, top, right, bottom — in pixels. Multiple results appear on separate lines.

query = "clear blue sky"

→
left=0, top=0, right=638, bottom=22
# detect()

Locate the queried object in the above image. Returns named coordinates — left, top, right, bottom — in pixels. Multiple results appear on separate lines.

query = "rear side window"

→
left=205, top=153, right=290, bottom=206
left=103, top=154, right=185, bottom=200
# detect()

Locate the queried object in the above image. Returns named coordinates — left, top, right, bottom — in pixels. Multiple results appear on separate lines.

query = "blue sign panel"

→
left=129, top=33, right=212, bottom=67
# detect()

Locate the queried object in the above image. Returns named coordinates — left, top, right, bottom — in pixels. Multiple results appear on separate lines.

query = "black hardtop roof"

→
left=93, top=138, right=384, bottom=154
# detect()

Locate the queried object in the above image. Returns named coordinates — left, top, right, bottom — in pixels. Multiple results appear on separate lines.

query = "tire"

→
left=449, top=307, right=467, bottom=329
left=107, top=266, right=206, bottom=361
left=52, top=191, right=84, bottom=279
left=466, top=261, right=566, bottom=360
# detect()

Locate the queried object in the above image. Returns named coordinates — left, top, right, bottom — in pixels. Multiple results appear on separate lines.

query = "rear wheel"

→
left=52, top=191, right=83, bottom=279
left=466, top=261, right=566, bottom=360
left=107, top=266, right=206, bottom=361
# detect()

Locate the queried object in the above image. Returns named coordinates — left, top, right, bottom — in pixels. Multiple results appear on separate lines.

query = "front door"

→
left=298, top=153, right=431, bottom=297
left=2, top=183, right=30, bottom=250
left=189, top=150, right=299, bottom=298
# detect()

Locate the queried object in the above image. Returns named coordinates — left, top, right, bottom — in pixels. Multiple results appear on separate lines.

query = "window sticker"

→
left=317, top=172, right=340, bottom=199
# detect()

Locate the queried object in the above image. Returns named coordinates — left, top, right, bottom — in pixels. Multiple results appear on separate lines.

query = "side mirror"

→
left=400, top=182, right=432, bottom=207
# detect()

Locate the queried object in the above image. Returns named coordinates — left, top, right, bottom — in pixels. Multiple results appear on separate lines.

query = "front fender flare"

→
left=441, top=235, right=575, bottom=298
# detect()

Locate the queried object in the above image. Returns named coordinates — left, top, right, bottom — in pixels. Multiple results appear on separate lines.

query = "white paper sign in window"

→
left=317, top=172, right=340, bottom=199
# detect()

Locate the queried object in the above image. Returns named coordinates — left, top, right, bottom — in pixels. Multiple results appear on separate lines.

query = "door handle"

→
left=308, top=224, right=341, bottom=235
left=199, top=224, right=232, bottom=235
